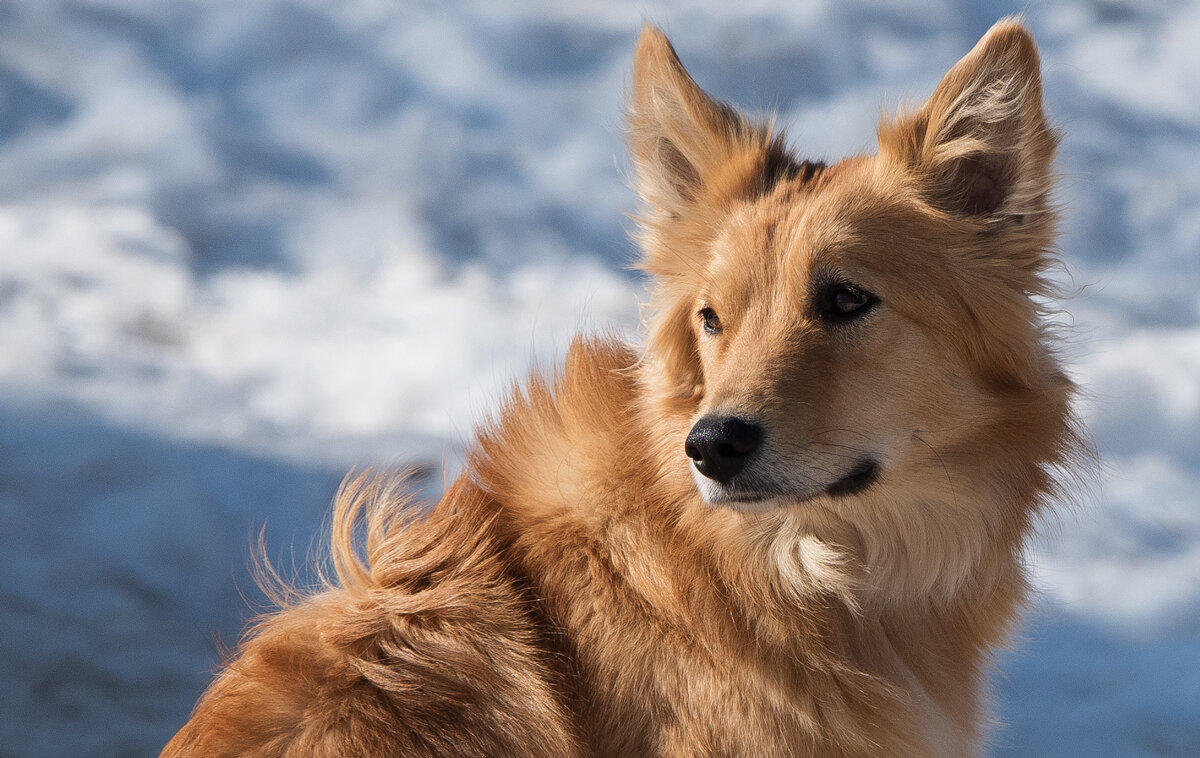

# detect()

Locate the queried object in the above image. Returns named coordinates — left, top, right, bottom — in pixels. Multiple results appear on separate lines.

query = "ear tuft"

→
left=880, top=19, right=1057, bottom=222
left=627, top=25, right=774, bottom=217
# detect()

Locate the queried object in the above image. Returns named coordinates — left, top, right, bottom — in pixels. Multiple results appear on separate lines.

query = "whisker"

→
left=912, top=430, right=958, bottom=506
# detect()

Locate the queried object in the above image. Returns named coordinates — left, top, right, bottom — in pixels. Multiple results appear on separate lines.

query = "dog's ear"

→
left=879, top=19, right=1056, bottom=224
left=881, top=20, right=1061, bottom=389
left=628, top=27, right=782, bottom=403
left=627, top=26, right=778, bottom=223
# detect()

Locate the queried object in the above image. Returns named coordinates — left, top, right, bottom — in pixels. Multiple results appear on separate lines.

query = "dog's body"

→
left=165, top=20, right=1080, bottom=757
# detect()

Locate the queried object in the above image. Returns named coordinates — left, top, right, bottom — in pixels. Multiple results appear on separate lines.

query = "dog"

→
left=164, top=18, right=1081, bottom=757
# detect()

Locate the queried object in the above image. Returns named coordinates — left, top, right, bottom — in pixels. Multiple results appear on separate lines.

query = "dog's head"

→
left=629, top=20, right=1076, bottom=595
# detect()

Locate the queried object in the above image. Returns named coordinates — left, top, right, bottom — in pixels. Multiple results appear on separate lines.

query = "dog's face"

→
left=629, top=23, right=1071, bottom=528
left=681, top=173, right=975, bottom=510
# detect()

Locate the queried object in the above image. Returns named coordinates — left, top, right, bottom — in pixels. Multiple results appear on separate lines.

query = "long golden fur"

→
left=164, top=19, right=1082, bottom=757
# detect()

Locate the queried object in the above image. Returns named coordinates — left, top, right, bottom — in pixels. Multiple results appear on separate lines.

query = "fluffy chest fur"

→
left=468, top=339, right=983, bottom=757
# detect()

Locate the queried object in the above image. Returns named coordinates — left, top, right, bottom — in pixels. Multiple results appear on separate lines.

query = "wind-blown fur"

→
left=164, top=19, right=1083, bottom=757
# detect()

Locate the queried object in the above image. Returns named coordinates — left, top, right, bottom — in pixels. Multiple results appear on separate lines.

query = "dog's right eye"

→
left=819, top=284, right=878, bottom=321
left=699, top=307, right=723, bottom=335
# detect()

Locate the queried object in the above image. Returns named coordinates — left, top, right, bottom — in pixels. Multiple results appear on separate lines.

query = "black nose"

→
left=685, top=416, right=763, bottom=484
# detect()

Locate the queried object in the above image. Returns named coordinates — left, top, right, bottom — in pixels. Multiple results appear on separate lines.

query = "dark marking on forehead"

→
left=756, top=141, right=826, bottom=198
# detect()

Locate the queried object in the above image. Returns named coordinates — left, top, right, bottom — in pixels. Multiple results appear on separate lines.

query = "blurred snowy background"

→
left=0, top=1, right=1197, bottom=755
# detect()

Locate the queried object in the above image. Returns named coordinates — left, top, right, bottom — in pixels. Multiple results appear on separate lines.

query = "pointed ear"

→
left=879, top=19, right=1057, bottom=222
left=627, top=26, right=775, bottom=405
left=627, top=25, right=775, bottom=218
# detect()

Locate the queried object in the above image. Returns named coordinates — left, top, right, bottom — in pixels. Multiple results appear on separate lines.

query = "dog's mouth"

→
left=824, top=459, right=879, bottom=498
left=696, top=457, right=881, bottom=508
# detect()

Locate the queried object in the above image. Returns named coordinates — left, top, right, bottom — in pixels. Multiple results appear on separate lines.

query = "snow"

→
left=0, top=1, right=1197, bottom=755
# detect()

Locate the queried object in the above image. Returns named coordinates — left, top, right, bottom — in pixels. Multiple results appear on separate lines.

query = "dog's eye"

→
left=698, top=307, right=723, bottom=335
left=821, top=285, right=877, bottom=320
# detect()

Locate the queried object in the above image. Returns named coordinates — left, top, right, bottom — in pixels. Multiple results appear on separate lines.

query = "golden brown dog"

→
left=164, top=18, right=1081, bottom=757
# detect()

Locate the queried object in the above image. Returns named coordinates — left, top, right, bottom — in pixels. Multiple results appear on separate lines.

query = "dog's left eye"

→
left=821, top=285, right=878, bottom=320
left=699, top=307, right=723, bottom=335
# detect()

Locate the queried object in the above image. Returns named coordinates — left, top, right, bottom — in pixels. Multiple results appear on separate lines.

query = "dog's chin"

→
left=691, top=470, right=802, bottom=512
left=692, top=460, right=880, bottom=513
left=698, top=486, right=790, bottom=513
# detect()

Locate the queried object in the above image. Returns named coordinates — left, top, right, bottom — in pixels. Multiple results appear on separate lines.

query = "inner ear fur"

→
left=878, top=19, right=1057, bottom=223
left=627, top=25, right=778, bottom=220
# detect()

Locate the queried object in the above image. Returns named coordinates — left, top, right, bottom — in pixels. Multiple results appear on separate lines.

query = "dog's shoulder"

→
left=469, top=336, right=659, bottom=516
